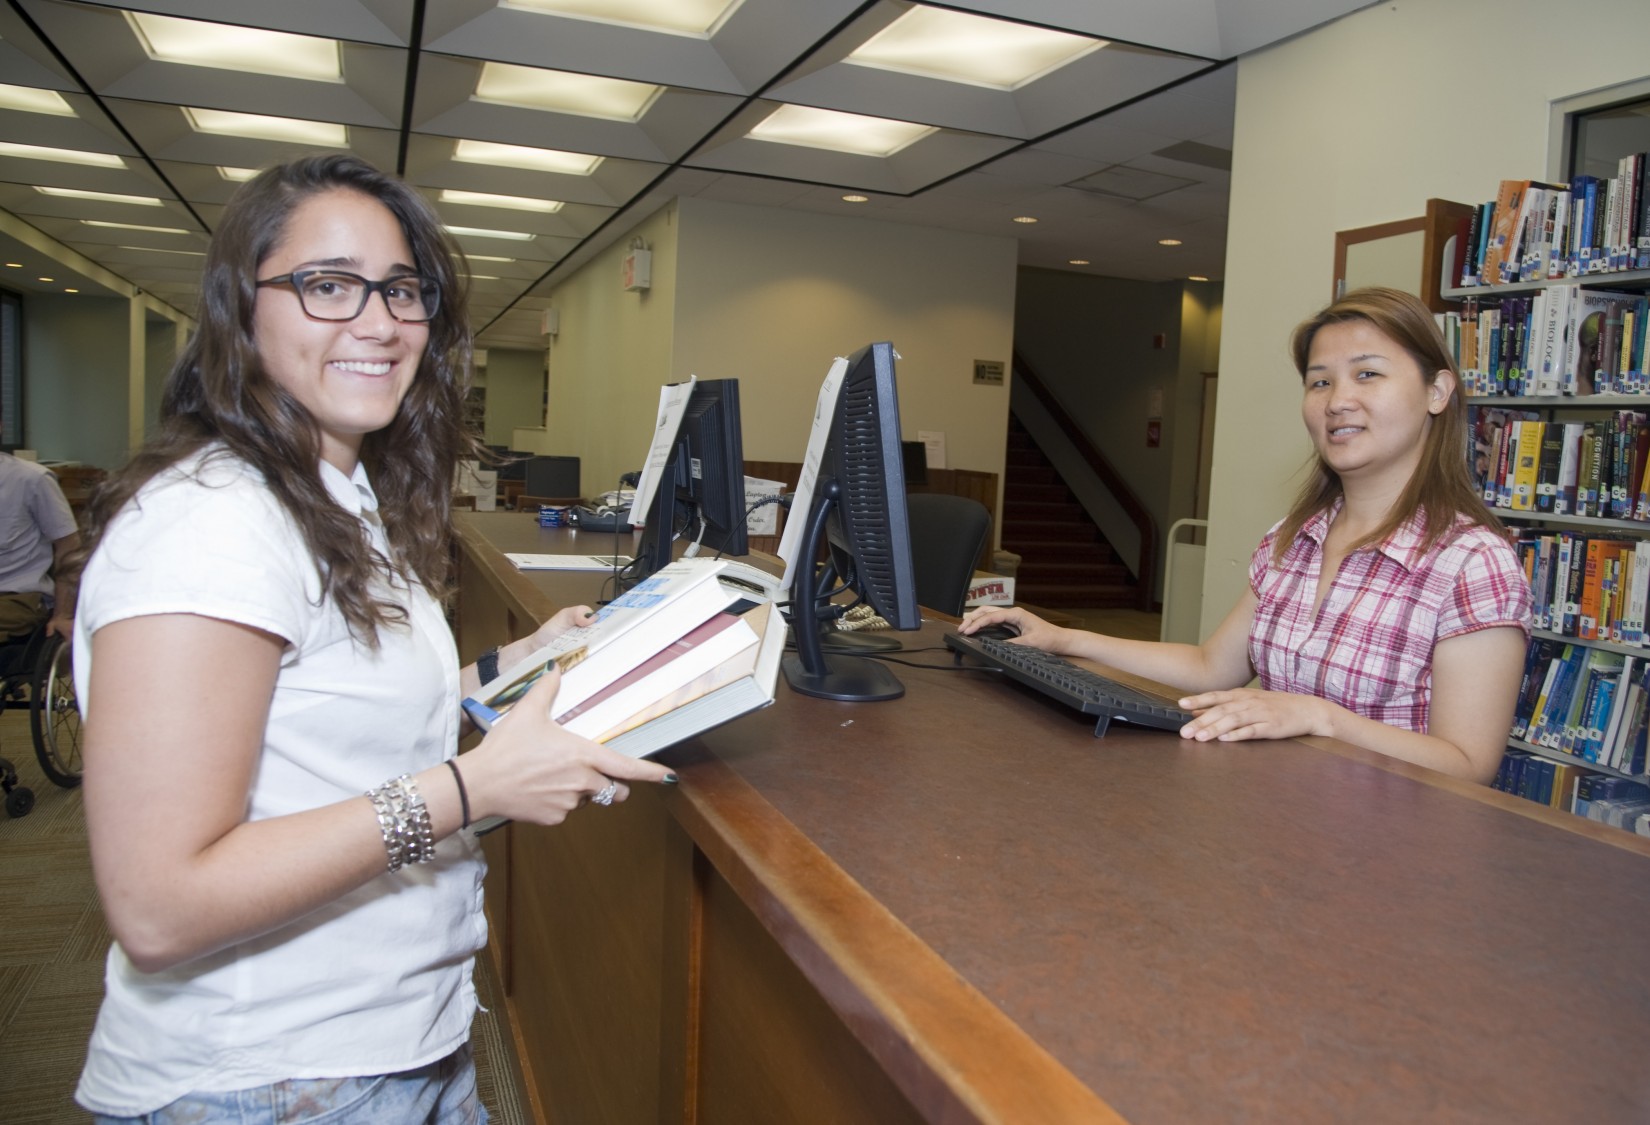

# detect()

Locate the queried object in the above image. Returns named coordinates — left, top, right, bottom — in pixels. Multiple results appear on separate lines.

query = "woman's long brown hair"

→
left=1273, top=286, right=1505, bottom=563
left=74, top=154, right=479, bottom=644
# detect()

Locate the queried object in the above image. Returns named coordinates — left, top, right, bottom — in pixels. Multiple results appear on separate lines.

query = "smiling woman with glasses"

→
left=65, top=154, right=675, bottom=1124
left=255, top=268, right=441, bottom=323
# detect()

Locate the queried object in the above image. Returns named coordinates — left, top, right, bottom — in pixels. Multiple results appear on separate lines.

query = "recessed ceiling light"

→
left=4, top=263, right=20, bottom=269
left=444, top=225, right=537, bottom=242
left=1013, top=216, right=1038, bottom=224
left=502, top=0, right=741, bottom=37
left=125, top=12, right=342, bottom=82
left=452, top=138, right=602, bottom=175
left=846, top=7, right=1103, bottom=91
left=467, top=274, right=501, bottom=281
left=1158, top=238, right=1183, bottom=246
left=474, top=62, right=662, bottom=122
left=463, top=254, right=517, bottom=264
left=82, top=220, right=191, bottom=234
left=218, top=166, right=261, bottom=182
left=37, top=186, right=163, bottom=206
left=38, top=277, right=53, bottom=283
left=1068, top=258, right=1090, bottom=265
left=1188, top=275, right=1209, bottom=282
left=0, top=142, right=125, bottom=168
left=747, top=105, right=934, bottom=158
left=842, top=194, right=870, bottom=203
left=183, top=107, right=346, bottom=146
left=64, top=288, right=78, bottom=294
left=440, top=189, right=564, bottom=214
left=0, top=83, right=75, bottom=116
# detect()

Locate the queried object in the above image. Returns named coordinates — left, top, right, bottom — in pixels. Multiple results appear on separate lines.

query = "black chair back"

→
left=906, top=493, right=991, bottom=617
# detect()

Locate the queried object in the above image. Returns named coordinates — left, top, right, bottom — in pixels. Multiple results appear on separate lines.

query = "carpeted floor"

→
left=0, top=707, right=525, bottom=1124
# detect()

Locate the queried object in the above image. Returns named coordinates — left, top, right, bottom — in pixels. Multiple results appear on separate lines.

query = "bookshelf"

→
left=1436, top=188, right=1650, bottom=823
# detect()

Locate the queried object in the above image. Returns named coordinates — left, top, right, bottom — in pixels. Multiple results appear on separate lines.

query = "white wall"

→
left=669, top=197, right=1017, bottom=508
left=543, top=204, right=681, bottom=494
left=1208, top=0, right=1650, bottom=636
left=24, top=295, right=131, bottom=468
left=483, top=347, right=545, bottom=450
left=542, top=196, right=1018, bottom=518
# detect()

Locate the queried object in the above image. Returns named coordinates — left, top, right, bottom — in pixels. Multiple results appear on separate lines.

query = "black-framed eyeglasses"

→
left=255, top=269, right=440, bottom=323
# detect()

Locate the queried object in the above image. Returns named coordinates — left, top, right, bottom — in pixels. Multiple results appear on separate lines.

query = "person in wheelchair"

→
left=0, top=439, right=79, bottom=648
left=68, top=155, right=676, bottom=1123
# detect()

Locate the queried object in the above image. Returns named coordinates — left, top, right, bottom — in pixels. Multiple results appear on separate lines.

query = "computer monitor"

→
left=782, top=342, right=919, bottom=703
left=901, top=440, right=929, bottom=486
left=627, top=378, right=749, bottom=586
left=524, top=455, right=580, bottom=498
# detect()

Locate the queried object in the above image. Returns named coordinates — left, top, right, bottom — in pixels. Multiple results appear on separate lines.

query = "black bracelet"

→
left=445, top=758, right=471, bottom=830
left=478, top=646, right=500, bottom=684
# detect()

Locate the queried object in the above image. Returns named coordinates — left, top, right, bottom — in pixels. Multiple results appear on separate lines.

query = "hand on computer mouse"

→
left=958, top=606, right=1062, bottom=652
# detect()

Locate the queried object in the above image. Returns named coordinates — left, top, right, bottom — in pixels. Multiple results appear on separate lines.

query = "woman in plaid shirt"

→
left=962, top=287, right=1530, bottom=783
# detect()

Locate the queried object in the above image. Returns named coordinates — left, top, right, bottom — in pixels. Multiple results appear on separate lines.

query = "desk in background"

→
left=454, top=511, right=1650, bottom=1124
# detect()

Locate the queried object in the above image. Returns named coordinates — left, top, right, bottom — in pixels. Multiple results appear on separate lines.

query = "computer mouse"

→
left=970, top=622, right=1021, bottom=642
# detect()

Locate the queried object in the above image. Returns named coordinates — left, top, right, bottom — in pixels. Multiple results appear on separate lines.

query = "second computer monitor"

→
left=631, top=378, right=748, bottom=582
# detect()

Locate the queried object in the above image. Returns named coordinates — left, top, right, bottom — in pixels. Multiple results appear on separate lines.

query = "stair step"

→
left=1008, top=500, right=1087, bottom=521
left=1002, top=521, right=1104, bottom=543
left=1004, top=463, right=1059, bottom=483
left=1013, top=584, right=1138, bottom=609
left=1015, top=561, right=1132, bottom=583
left=1003, top=541, right=1122, bottom=563
left=1004, top=484, right=1072, bottom=506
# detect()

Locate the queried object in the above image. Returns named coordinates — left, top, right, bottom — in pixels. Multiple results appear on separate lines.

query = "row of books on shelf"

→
left=1455, top=163, right=1650, bottom=288
left=1472, top=408, right=1650, bottom=519
left=1513, top=640, right=1650, bottom=774
left=1515, top=531, right=1650, bottom=644
left=1440, top=289, right=1649, bottom=397
left=1495, top=750, right=1650, bottom=835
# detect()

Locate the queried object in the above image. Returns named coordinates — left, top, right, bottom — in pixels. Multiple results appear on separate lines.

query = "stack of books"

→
left=462, top=556, right=786, bottom=760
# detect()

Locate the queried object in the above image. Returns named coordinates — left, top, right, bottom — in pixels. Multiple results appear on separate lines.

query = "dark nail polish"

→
left=662, top=773, right=680, bottom=785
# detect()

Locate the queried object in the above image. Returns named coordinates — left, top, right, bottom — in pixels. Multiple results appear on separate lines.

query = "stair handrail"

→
left=1011, top=351, right=1157, bottom=612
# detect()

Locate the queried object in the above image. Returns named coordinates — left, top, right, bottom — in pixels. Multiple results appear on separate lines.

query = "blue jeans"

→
left=92, top=1042, right=487, bottom=1125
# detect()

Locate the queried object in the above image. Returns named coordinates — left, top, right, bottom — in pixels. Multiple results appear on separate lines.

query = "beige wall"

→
left=1208, top=0, right=1650, bottom=636
left=542, top=204, right=681, bottom=495
left=482, top=347, right=546, bottom=450
left=543, top=195, right=1017, bottom=517
left=671, top=196, right=1016, bottom=488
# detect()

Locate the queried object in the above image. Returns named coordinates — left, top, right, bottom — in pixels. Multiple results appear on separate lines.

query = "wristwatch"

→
left=478, top=646, right=500, bottom=685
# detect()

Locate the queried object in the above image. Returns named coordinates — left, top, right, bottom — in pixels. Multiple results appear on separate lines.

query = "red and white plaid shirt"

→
left=1248, top=504, right=1531, bottom=733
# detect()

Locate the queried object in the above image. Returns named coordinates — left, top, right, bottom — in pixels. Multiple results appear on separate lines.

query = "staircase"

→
left=1000, top=415, right=1137, bottom=609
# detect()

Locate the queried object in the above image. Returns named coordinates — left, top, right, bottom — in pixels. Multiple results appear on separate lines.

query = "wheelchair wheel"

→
left=30, top=636, right=81, bottom=788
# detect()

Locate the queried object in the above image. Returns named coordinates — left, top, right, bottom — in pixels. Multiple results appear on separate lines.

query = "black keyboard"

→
left=945, top=632, right=1194, bottom=737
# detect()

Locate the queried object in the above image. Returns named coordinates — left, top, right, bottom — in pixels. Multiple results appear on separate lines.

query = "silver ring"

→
left=591, top=780, right=619, bottom=806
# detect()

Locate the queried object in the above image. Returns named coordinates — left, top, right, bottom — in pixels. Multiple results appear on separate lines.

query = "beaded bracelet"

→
left=366, top=774, right=436, bottom=872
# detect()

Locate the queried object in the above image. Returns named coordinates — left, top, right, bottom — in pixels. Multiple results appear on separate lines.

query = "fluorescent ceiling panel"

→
left=445, top=224, right=536, bottom=241
left=120, top=245, right=203, bottom=256
left=83, top=220, right=191, bottom=234
left=440, top=189, right=565, bottom=213
left=184, top=108, right=347, bottom=146
left=452, top=138, right=602, bottom=175
left=0, top=84, right=75, bottom=116
left=474, top=62, right=662, bottom=122
left=218, top=166, right=260, bottom=182
left=846, top=7, right=1103, bottom=91
left=747, top=105, right=935, bottom=157
left=125, top=11, right=342, bottom=82
left=0, top=142, right=124, bottom=168
left=37, top=186, right=163, bottom=206
left=501, top=0, right=743, bottom=37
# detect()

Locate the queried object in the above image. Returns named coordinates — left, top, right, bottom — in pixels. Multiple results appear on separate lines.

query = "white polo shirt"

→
left=73, top=447, right=485, bottom=1117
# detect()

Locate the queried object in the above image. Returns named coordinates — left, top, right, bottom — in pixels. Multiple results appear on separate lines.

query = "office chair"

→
left=906, top=493, right=992, bottom=617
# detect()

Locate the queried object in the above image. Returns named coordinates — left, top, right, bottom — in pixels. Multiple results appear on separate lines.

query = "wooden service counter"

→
left=454, top=512, right=1650, bottom=1124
